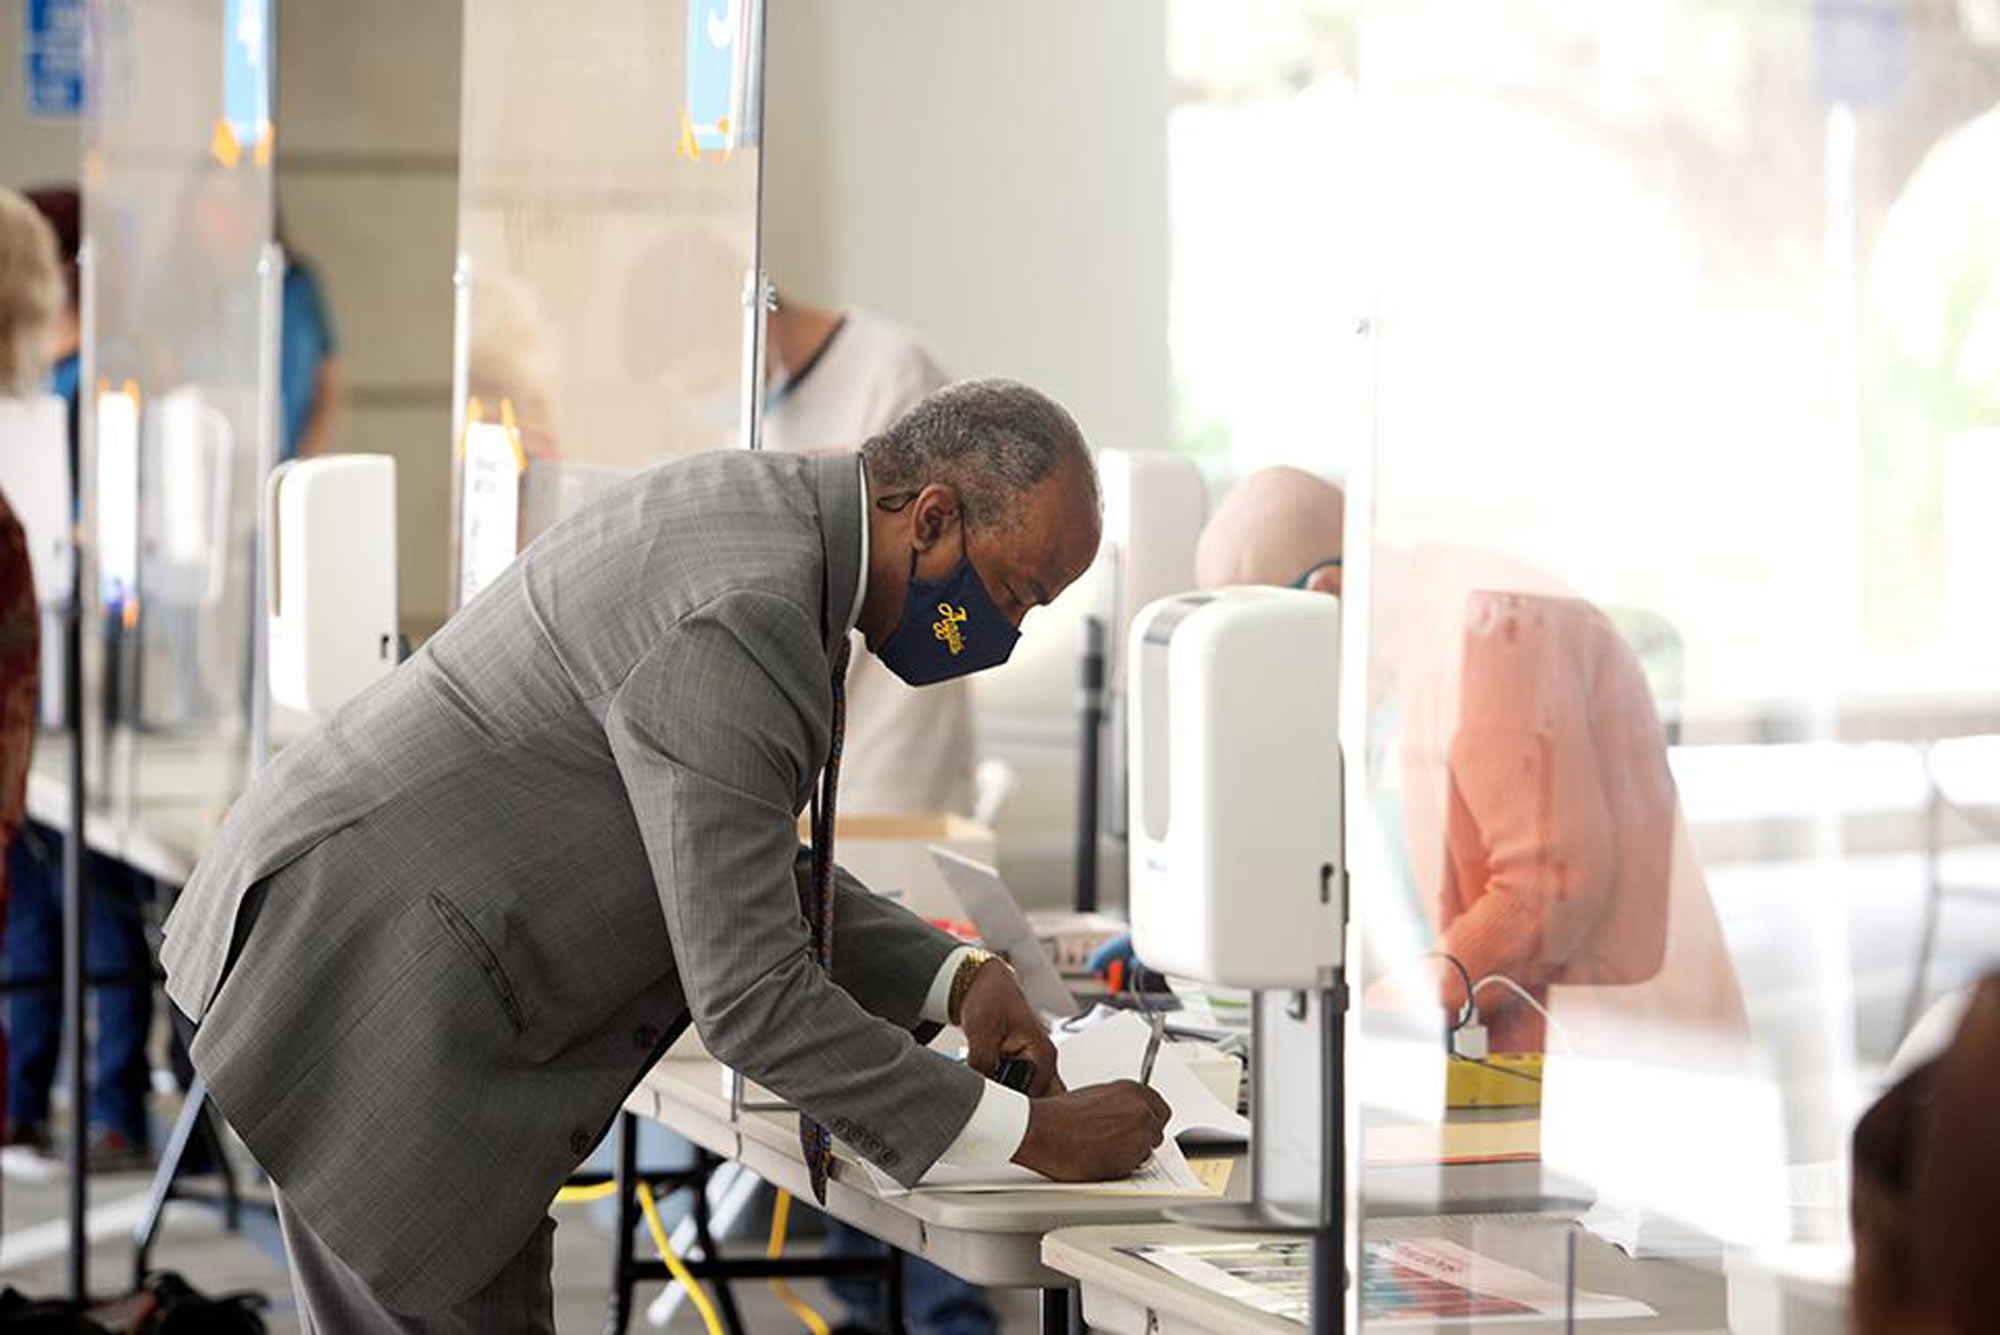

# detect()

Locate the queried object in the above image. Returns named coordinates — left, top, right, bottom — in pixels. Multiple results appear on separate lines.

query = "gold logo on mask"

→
left=933, top=603, right=969, bottom=655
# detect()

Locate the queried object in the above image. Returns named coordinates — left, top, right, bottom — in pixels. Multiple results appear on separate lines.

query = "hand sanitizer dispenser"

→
left=268, top=456, right=400, bottom=715
left=1127, top=586, right=1348, bottom=1333
left=1129, top=586, right=1343, bottom=988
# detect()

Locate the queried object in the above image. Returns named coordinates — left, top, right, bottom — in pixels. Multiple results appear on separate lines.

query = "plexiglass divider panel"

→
left=451, top=0, right=765, bottom=609
left=1341, top=2, right=2000, bottom=1330
left=83, top=0, right=276, bottom=813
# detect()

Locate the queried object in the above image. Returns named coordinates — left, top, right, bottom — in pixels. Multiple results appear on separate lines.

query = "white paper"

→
left=866, top=1132, right=1206, bottom=1197
left=1052, top=1009, right=1249, bottom=1143
left=862, top=1009, right=1246, bottom=1195
left=459, top=421, right=524, bottom=604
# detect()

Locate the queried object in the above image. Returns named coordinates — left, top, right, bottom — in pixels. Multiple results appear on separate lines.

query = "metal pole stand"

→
left=1073, top=615, right=1106, bottom=914
left=131, top=1064, right=260, bottom=1287
left=61, top=514, right=87, bottom=1302
left=1167, top=979, right=1349, bottom=1335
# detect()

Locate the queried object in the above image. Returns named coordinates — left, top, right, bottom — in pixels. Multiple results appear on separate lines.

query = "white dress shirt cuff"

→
left=936, top=1082, right=1031, bottom=1167
left=923, top=946, right=1031, bottom=1166
left=922, top=945, right=976, bottom=1025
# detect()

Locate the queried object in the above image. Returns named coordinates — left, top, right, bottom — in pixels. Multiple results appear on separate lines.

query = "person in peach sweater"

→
left=1196, top=466, right=1747, bottom=1055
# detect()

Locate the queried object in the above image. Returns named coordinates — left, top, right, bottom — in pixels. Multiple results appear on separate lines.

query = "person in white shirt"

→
left=764, top=299, right=976, bottom=819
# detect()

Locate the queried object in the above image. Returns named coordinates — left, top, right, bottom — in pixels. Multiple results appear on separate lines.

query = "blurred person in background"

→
left=763, top=294, right=975, bottom=820
left=763, top=292, right=989, bottom=1335
left=1, top=186, right=158, bottom=1171
left=1194, top=466, right=1746, bottom=1055
left=277, top=219, right=340, bottom=460
left=0, top=185, right=60, bottom=1174
left=17, top=188, right=77, bottom=427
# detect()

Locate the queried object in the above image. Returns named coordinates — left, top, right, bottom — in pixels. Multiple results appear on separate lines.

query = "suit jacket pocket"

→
left=426, top=893, right=528, bottom=1036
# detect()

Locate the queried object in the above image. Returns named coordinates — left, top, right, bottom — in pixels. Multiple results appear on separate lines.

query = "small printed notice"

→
left=1125, top=1236, right=1656, bottom=1326
left=458, top=419, right=525, bottom=606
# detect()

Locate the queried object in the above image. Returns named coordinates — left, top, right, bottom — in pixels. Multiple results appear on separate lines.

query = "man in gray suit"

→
left=162, top=380, right=1168, bottom=1332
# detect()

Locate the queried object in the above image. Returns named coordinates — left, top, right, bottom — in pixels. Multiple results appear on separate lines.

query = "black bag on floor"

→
left=140, top=1275, right=266, bottom=1335
left=0, top=1289, right=112, bottom=1335
left=0, top=1275, right=266, bottom=1335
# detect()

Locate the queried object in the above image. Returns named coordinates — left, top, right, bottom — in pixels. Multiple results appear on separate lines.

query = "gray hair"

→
left=0, top=188, right=63, bottom=397
left=862, top=378, right=1098, bottom=531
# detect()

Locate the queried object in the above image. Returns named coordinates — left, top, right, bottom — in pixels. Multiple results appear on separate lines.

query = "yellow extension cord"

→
left=553, top=1181, right=619, bottom=1203
left=551, top=1181, right=830, bottom=1335
left=637, top=1181, right=727, bottom=1335
left=765, top=1190, right=833, bottom=1335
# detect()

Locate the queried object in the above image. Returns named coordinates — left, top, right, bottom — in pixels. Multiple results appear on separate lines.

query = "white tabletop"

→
left=626, top=1053, right=1589, bottom=1291
left=625, top=1055, right=1252, bottom=1288
left=24, top=730, right=245, bottom=884
left=1043, top=1218, right=1732, bottom=1335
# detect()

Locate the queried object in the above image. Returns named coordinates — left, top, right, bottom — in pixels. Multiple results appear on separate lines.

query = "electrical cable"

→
left=552, top=1180, right=619, bottom=1204
left=638, top=1181, right=727, bottom=1335
left=765, top=1191, right=833, bottom=1335
left=1471, top=974, right=1574, bottom=1055
left=551, top=1179, right=726, bottom=1335
left=1420, top=951, right=1475, bottom=1030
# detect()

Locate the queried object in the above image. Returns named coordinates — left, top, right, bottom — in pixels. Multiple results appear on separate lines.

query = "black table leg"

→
left=604, top=1113, right=639, bottom=1335
left=689, top=1175, right=748, bottom=1335
left=882, top=1246, right=908, bottom=1335
left=1041, top=1285, right=1079, bottom=1335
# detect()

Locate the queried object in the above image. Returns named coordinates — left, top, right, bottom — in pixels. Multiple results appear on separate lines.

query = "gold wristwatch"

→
left=948, top=948, right=1007, bottom=1025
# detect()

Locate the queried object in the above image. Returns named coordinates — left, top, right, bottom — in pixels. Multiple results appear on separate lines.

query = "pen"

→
left=1138, top=1012, right=1166, bottom=1087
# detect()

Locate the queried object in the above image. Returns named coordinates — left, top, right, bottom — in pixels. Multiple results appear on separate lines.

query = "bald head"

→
left=1196, top=466, right=1346, bottom=592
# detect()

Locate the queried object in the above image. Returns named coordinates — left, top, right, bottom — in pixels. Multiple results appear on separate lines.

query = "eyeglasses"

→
left=1290, top=558, right=1342, bottom=589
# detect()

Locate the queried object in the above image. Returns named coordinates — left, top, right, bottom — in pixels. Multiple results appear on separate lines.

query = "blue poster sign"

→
left=25, top=0, right=83, bottom=119
left=221, top=0, right=272, bottom=158
left=684, top=0, right=742, bottom=154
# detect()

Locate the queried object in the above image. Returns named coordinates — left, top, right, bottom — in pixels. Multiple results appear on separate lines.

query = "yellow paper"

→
left=1365, top=1119, right=1540, bottom=1166
left=1189, top=1157, right=1235, bottom=1194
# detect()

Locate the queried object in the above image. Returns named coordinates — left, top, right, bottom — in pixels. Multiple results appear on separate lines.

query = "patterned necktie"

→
left=799, top=636, right=852, bottom=1204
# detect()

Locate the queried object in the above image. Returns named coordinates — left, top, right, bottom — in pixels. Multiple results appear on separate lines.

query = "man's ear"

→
left=909, top=483, right=961, bottom=553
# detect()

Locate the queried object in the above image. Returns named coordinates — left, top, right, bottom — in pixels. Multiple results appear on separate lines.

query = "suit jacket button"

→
left=634, top=1024, right=661, bottom=1050
left=570, top=1129, right=594, bottom=1157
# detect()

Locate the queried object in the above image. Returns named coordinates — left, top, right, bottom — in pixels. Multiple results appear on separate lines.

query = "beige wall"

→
left=763, top=0, right=1173, bottom=454
left=277, top=0, right=462, bottom=631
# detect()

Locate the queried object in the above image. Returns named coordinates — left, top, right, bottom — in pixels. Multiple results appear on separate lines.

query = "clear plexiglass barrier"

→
left=82, top=0, right=276, bottom=813
left=1322, top=2, right=2000, bottom=1331
left=452, top=0, right=765, bottom=609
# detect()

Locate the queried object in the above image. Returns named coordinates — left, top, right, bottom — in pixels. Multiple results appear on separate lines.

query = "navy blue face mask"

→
left=878, top=528, right=1021, bottom=687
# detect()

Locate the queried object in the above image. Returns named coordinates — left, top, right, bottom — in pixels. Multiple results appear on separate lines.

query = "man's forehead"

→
left=988, top=509, right=1095, bottom=593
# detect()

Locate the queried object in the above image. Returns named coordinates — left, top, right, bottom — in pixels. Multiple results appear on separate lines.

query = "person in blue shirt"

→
left=276, top=233, right=340, bottom=461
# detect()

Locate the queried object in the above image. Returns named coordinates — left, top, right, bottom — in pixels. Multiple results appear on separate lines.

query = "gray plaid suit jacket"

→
left=161, top=450, right=984, bottom=1315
